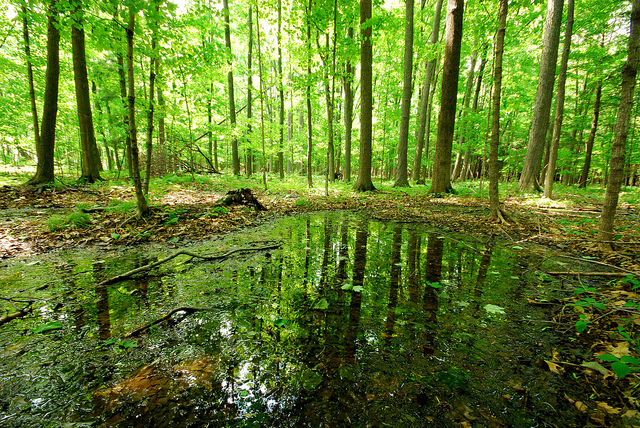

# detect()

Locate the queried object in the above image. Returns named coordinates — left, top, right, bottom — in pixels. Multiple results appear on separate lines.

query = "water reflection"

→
left=0, top=212, right=589, bottom=427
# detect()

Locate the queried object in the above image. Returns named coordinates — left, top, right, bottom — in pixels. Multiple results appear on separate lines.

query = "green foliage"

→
left=47, top=212, right=91, bottom=231
left=596, top=353, right=639, bottom=379
left=107, top=200, right=137, bottom=213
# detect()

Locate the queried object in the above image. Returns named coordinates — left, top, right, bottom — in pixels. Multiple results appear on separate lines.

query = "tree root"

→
left=99, top=243, right=281, bottom=286
left=124, top=307, right=215, bottom=338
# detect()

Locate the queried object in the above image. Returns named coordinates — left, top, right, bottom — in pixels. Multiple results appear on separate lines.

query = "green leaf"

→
left=341, top=284, right=353, bottom=290
left=581, top=361, right=610, bottom=376
left=111, top=233, right=120, bottom=239
left=484, top=304, right=506, bottom=315
left=596, top=353, right=619, bottom=362
left=117, top=340, right=137, bottom=348
left=32, top=321, right=62, bottom=334
left=575, top=320, right=589, bottom=332
left=512, top=246, right=523, bottom=250
left=273, top=318, right=287, bottom=328
left=620, top=356, right=640, bottom=365
left=313, top=298, right=329, bottom=310
left=611, top=361, right=631, bottom=378
left=352, top=286, right=364, bottom=292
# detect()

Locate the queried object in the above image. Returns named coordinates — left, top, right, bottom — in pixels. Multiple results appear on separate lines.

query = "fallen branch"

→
left=546, top=271, right=630, bottom=278
left=0, top=307, right=32, bottom=327
left=555, top=254, right=640, bottom=279
left=99, top=243, right=281, bottom=286
left=124, top=307, right=214, bottom=338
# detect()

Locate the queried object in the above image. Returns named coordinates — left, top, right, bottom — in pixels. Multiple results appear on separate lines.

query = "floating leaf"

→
left=352, top=286, right=364, bottom=292
left=117, top=340, right=137, bottom=348
left=32, top=321, right=62, bottom=334
left=512, top=246, right=523, bottom=250
left=273, top=318, right=287, bottom=328
left=313, top=298, right=329, bottom=310
left=341, top=284, right=353, bottom=290
left=484, top=304, right=506, bottom=315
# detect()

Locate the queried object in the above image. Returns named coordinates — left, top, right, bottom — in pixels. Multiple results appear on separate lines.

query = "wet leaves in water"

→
left=31, top=321, right=62, bottom=334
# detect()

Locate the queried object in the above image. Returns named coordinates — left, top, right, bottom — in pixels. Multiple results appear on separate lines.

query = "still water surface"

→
left=0, top=212, right=592, bottom=427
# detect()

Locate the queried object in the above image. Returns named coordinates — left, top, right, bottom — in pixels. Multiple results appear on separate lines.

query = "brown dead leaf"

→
left=609, top=342, right=632, bottom=359
left=545, top=360, right=565, bottom=374
left=597, top=401, right=621, bottom=414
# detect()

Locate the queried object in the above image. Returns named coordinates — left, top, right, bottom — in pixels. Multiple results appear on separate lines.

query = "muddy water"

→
left=0, top=212, right=595, bottom=427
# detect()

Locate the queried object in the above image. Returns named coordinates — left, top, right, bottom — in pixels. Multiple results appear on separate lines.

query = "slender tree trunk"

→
left=489, top=0, right=509, bottom=223
left=22, top=3, right=40, bottom=152
left=256, top=5, right=268, bottom=189
left=143, top=11, right=158, bottom=196
left=413, top=0, right=444, bottom=184
left=306, top=0, right=314, bottom=187
left=28, top=0, right=59, bottom=186
left=428, top=0, right=465, bottom=195
left=126, top=7, right=149, bottom=216
left=394, top=0, right=414, bottom=187
left=116, top=54, right=132, bottom=173
left=91, top=81, right=111, bottom=170
left=343, top=26, right=355, bottom=182
left=246, top=7, right=253, bottom=177
left=451, top=48, right=477, bottom=182
left=544, top=0, right=573, bottom=198
left=598, top=0, right=640, bottom=249
left=156, top=57, right=166, bottom=167
left=277, top=0, right=285, bottom=179
left=578, top=84, right=601, bottom=188
left=518, top=0, right=563, bottom=192
left=354, top=0, right=376, bottom=192
left=222, top=0, right=240, bottom=175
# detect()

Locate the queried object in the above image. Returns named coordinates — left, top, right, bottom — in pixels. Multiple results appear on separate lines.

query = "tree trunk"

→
left=598, top=0, right=640, bottom=249
left=451, top=48, right=478, bottom=182
left=256, top=5, right=268, bottom=189
left=277, top=0, right=285, bottom=180
left=354, top=0, right=376, bottom=192
left=578, top=84, right=602, bottom=188
left=518, top=0, right=563, bottom=192
left=393, top=0, right=414, bottom=187
left=22, top=3, right=40, bottom=154
left=223, top=0, right=240, bottom=175
left=306, top=0, right=314, bottom=188
left=428, top=0, right=465, bottom=195
left=143, top=7, right=158, bottom=196
left=343, top=26, right=355, bottom=183
left=489, top=0, right=508, bottom=223
left=412, top=0, right=444, bottom=184
left=544, top=0, right=573, bottom=198
left=246, top=6, right=253, bottom=178
left=28, top=0, right=59, bottom=186
left=126, top=7, right=149, bottom=217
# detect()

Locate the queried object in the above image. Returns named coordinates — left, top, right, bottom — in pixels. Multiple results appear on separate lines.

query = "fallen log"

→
left=546, top=271, right=629, bottom=278
left=99, top=243, right=281, bottom=286
left=124, top=307, right=215, bottom=338
left=216, top=188, right=267, bottom=211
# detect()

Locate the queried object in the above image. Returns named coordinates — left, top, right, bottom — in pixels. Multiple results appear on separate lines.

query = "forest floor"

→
left=1, top=172, right=640, bottom=425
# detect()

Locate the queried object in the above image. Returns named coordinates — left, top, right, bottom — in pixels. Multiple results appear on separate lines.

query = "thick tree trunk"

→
left=489, top=0, right=508, bottom=223
left=598, top=0, right=640, bottom=249
left=223, top=0, right=240, bottom=175
left=354, top=0, right=376, bottom=192
left=394, top=0, right=414, bottom=187
left=578, top=84, right=601, bottom=188
left=72, top=2, right=103, bottom=183
left=343, top=26, right=355, bottom=183
left=518, top=0, right=563, bottom=192
left=544, top=0, right=573, bottom=198
left=413, top=0, right=444, bottom=184
left=126, top=8, right=149, bottom=217
left=28, top=0, right=59, bottom=186
left=22, top=4, right=40, bottom=153
left=428, top=0, right=465, bottom=195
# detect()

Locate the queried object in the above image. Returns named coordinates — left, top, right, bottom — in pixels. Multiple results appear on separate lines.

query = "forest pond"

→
left=0, top=211, right=601, bottom=427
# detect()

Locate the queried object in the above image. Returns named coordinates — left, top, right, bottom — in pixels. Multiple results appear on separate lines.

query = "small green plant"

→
left=48, top=215, right=66, bottom=231
left=596, top=353, right=639, bottom=379
left=204, top=206, right=228, bottom=218
left=67, top=212, right=91, bottom=228
left=107, top=199, right=137, bottom=213
left=295, top=198, right=311, bottom=208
